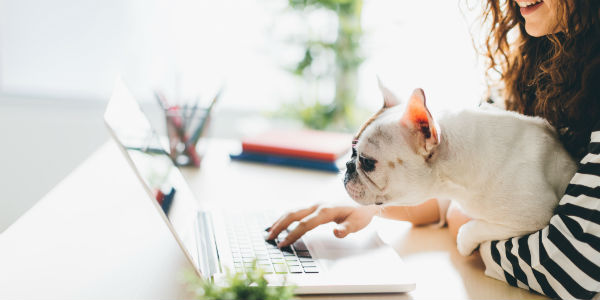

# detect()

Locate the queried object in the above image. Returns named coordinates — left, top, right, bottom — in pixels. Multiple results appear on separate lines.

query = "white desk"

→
left=0, top=139, right=548, bottom=299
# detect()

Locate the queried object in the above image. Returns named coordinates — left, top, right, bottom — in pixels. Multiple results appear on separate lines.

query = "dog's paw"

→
left=457, top=238, right=479, bottom=256
left=456, top=224, right=480, bottom=256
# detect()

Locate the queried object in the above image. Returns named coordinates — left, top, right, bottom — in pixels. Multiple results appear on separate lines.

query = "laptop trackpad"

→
left=303, top=223, right=408, bottom=281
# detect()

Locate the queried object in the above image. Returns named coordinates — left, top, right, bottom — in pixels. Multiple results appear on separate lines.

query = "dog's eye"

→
left=359, top=155, right=377, bottom=172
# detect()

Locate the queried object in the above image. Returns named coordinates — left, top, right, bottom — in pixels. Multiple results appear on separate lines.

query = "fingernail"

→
left=263, top=232, right=271, bottom=240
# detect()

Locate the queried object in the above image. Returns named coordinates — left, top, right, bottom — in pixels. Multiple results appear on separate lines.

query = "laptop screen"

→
left=104, top=79, right=201, bottom=273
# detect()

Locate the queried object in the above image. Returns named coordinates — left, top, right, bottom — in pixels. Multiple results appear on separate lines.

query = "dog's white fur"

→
left=345, top=83, right=577, bottom=255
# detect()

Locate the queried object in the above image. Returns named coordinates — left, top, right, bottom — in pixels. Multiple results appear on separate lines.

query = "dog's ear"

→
left=401, top=88, right=440, bottom=155
left=377, top=77, right=400, bottom=108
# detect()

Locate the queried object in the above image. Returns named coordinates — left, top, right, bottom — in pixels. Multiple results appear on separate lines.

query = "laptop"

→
left=104, top=79, right=415, bottom=294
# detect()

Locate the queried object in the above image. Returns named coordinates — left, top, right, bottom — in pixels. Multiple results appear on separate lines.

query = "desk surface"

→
left=0, top=139, right=547, bottom=299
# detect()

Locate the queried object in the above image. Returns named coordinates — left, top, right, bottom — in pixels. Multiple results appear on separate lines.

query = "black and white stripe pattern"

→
left=480, top=123, right=600, bottom=299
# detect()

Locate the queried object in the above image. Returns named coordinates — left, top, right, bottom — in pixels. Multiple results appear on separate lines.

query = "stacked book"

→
left=230, top=129, right=353, bottom=172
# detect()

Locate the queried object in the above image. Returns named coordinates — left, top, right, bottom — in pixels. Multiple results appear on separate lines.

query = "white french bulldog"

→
left=344, top=81, right=577, bottom=256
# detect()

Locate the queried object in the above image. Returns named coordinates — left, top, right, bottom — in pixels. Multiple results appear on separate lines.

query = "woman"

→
left=267, top=0, right=600, bottom=298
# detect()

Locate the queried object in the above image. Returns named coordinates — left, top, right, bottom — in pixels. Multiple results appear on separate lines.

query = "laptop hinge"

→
left=196, top=211, right=220, bottom=277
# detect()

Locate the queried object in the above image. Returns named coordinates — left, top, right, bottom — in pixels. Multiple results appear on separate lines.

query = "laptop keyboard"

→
left=225, top=213, right=319, bottom=274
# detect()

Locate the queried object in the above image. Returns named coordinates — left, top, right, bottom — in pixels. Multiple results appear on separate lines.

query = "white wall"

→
left=0, top=98, right=107, bottom=232
left=1, top=0, right=486, bottom=111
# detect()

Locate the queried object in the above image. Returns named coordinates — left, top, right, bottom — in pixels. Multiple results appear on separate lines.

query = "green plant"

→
left=283, top=0, right=365, bottom=131
left=184, top=262, right=296, bottom=300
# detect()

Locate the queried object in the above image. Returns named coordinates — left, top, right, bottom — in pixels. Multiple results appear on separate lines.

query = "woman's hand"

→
left=266, top=204, right=380, bottom=247
left=446, top=201, right=472, bottom=241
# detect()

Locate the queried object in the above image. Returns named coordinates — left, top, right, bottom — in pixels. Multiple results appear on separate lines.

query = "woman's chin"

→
left=524, top=23, right=548, bottom=37
left=524, top=19, right=561, bottom=37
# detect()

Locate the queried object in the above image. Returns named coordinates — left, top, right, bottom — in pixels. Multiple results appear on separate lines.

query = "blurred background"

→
left=0, top=0, right=487, bottom=232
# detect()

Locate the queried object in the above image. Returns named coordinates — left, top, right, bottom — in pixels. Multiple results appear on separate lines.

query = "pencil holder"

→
left=165, top=108, right=210, bottom=167
left=156, top=89, right=221, bottom=168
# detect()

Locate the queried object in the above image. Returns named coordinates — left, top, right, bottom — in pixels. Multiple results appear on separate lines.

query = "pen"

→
left=182, top=103, right=189, bottom=131
left=187, top=86, right=224, bottom=146
left=154, top=91, right=169, bottom=110
left=185, top=96, right=202, bottom=132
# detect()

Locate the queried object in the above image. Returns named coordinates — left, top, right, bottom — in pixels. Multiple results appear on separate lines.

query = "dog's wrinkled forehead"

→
left=353, top=107, right=389, bottom=142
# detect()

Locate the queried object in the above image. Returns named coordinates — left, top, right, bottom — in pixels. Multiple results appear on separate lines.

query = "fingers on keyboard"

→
left=267, top=205, right=318, bottom=240
left=229, top=212, right=320, bottom=274
left=279, top=212, right=327, bottom=247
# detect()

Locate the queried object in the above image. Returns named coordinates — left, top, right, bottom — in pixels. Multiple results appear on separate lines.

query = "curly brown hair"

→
left=482, top=0, right=600, bottom=160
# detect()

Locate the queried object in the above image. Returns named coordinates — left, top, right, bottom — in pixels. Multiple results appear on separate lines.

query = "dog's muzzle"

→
left=344, top=160, right=357, bottom=186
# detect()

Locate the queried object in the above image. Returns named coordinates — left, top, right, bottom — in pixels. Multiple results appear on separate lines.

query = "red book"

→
left=241, top=129, right=353, bottom=162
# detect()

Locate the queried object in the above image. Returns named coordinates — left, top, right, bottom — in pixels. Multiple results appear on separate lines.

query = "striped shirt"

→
left=479, top=120, right=600, bottom=299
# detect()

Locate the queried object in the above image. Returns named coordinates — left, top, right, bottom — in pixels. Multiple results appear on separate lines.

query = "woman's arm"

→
left=477, top=125, right=600, bottom=299
left=270, top=199, right=448, bottom=247
left=446, top=201, right=472, bottom=240
left=379, top=198, right=445, bottom=226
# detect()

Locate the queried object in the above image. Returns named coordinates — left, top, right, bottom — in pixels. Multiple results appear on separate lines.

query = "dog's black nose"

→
left=346, top=161, right=356, bottom=173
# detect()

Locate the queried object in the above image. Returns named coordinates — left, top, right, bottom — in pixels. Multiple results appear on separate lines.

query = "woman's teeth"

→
left=517, top=0, right=542, bottom=7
